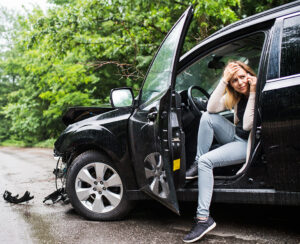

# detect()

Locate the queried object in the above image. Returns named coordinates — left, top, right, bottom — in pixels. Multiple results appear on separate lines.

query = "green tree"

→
left=240, top=0, right=294, bottom=17
left=0, top=0, right=292, bottom=145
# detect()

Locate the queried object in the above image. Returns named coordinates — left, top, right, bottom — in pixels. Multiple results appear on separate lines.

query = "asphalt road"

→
left=0, top=147, right=299, bottom=244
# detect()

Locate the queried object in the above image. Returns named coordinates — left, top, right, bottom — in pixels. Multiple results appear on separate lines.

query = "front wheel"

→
left=66, top=150, right=132, bottom=221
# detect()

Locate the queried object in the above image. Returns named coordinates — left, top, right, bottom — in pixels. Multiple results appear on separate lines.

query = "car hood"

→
left=62, top=106, right=114, bottom=126
left=54, top=107, right=132, bottom=154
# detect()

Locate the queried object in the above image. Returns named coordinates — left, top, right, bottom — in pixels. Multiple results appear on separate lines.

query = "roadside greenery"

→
left=0, top=0, right=293, bottom=147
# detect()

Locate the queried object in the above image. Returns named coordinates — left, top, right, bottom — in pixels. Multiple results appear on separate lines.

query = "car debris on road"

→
left=3, top=190, right=34, bottom=204
left=43, top=187, right=69, bottom=204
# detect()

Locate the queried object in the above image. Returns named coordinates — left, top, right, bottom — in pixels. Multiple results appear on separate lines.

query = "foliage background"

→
left=0, top=0, right=293, bottom=147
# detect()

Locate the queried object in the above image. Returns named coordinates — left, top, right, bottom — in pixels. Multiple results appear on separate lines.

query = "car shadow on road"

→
left=64, top=200, right=300, bottom=234
left=63, top=200, right=300, bottom=243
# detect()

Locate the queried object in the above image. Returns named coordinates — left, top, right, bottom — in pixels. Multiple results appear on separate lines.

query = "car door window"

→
left=139, top=16, right=185, bottom=107
left=280, top=14, right=300, bottom=77
left=176, top=32, right=265, bottom=98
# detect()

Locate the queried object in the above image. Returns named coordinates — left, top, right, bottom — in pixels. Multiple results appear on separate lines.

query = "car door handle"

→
left=147, top=111, right=158, bottom=121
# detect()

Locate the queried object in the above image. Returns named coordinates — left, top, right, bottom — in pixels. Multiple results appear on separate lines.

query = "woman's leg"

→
left=183, top=113, right=247, bottom=243
left=186, top=112, right=237, bottom=179
left=196, top=138, right=247, bottom=218
left=195, top=112, right=236, bottom=161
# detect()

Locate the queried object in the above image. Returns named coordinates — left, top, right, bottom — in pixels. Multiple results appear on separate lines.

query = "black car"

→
left=54, top=1, right=300, bottom=220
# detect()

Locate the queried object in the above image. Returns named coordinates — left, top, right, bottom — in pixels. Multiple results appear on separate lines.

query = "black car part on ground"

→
left=43, top=156, right=69, bottom=205
left=3, top=190, right=34, bottom=204
left=43, top=187, right=69, bottom=204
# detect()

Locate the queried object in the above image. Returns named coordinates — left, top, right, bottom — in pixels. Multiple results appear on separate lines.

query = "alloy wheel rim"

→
left=75, top=162, right=123, bottom=213
left=144, top=152, right=169, bottom=199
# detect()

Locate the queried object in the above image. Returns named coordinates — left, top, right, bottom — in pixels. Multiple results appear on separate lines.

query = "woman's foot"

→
left=186, top=161, right=198, bottom=179
left=183, top=216, right=216, bottom=243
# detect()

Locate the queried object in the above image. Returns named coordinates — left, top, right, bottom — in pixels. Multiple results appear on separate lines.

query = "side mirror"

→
left=110, top=88, right=134, bottom=108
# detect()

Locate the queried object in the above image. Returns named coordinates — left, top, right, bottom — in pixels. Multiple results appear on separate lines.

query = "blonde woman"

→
left=183, top=61, right=257, bottom=243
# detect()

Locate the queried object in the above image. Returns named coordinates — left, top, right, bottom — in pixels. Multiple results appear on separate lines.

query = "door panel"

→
left=129, top=7, right=193, bottom=214
left=261, top=14, right=300, bottom=192
left=261, top=75, right=300, bottom=191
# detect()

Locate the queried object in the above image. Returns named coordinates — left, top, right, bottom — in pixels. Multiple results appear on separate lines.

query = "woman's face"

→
left=229, top=67, right=249, bottom=95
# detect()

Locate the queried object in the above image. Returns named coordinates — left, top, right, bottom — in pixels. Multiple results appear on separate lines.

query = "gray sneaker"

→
left=186, top=161, right=198, bottom=179
left=183, top=216, right=216, bottom=243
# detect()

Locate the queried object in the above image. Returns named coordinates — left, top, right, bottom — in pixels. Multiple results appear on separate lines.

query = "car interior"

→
left=175, top=32, right=266, bottom=181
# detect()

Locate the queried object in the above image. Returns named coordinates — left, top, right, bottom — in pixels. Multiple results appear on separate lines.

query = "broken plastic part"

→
left=3, top=190, right=34, bottom=204
left=43, top=187, right=69, bottom=204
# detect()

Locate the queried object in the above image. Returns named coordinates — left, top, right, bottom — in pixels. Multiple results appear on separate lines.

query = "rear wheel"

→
left=66, top=150, right=132, bottom=220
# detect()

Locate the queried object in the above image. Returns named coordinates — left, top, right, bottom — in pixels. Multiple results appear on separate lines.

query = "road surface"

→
left=0, top=147, right=299, bottom=243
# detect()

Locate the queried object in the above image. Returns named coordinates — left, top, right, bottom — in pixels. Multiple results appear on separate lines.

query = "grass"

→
left=33, top=138, right=56, bottom=148
left=0, top=138, right=56, bottom=148
left=0, top=139, right=27, bottom=147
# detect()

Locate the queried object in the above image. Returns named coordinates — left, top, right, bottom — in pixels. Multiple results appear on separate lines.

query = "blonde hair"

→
left=224, top=61, right=256, bottom=109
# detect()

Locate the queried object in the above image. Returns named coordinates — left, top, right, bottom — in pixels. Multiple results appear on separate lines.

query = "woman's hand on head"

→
left=223, top=63, right=240, bottom=84
left=247, top=73, right=257, bottom=92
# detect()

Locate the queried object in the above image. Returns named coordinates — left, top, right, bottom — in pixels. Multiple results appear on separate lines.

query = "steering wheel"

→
left=187, top=85, right=210, bottom=116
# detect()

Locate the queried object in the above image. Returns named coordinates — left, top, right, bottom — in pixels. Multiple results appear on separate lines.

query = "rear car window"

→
left=280, top=14, right=300, bottom=77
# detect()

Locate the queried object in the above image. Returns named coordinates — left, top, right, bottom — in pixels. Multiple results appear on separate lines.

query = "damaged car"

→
left=54, top=1, right=300, bottom=220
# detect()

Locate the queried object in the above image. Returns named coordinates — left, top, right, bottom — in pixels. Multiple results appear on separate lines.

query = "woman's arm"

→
left=243, top=92, right=256, bottom=131
left=207, top=80, right=227, bottom=113
left=207, top=63, right=240, bottom=113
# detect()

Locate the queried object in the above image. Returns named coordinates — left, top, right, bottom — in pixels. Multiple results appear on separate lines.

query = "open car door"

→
left=129, top=6, right=193, bottom=214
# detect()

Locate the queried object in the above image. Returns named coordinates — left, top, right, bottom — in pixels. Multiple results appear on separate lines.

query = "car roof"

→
left=180, top=0, right=300, bottom=64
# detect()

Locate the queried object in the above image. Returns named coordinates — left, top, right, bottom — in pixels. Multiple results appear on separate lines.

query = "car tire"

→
left=66, top=150, right=132, bottom=221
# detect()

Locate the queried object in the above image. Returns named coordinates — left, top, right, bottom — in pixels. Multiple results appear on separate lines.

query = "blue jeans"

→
left=196, top=112, right=247, bottom=218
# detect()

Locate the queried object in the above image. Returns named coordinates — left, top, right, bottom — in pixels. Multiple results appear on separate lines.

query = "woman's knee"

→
left=201, top=111, right=210, bottom=120
left=200, top=111, right=212, bottom=125
left=201, top=112, right=226, bottom=131
left=201, top=111, right=221, bottom=123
